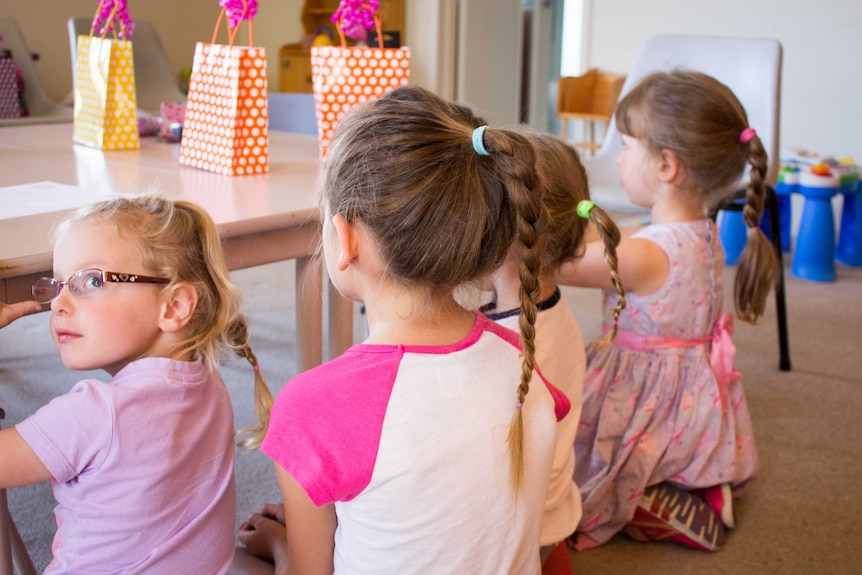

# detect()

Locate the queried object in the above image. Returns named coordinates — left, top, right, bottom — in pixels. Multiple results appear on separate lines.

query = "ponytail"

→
left=576, top=200, right=626, bottom=349
left=479, top=126, right=545, bottom=490
left=735, top=134, right=779, bottom=323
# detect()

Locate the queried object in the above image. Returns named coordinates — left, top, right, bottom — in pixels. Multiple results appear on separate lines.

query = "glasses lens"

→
left=31, top=278, right=60, bottom=304
left=70, top=269, right=104, bottom=296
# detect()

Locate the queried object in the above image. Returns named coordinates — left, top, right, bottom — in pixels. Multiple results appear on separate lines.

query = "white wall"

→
left=585, top=0, right=862, bottom=162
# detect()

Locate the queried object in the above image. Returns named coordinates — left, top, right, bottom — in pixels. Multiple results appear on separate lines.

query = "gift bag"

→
left=0, top=50, right=23, bottom=119
left=179, top=4, right=268, bottom=176
left=310, top=12, right=410, bottom=156
left=72, top=5, right=139, bottom=151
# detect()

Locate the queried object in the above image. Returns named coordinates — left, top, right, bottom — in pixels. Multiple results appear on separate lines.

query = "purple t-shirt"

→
left=17, top=357, right=236, bottom=575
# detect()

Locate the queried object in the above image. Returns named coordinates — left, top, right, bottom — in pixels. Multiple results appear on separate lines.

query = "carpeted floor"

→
left=2, top=257, right=861, bottom=573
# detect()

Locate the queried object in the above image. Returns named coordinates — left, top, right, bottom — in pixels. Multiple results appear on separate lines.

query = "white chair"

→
left=583, top=34, right=783, bottom=213
left=68, top=17, right=186, bottom=115
left=267, top=92, right=317, bottom=135
left=0, top=16, right=72, bottom=126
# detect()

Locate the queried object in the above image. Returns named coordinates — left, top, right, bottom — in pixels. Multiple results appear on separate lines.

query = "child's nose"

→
left=50, top=287, right=73, bottom=314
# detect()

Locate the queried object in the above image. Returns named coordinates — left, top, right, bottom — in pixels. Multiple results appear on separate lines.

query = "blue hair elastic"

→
left=472, top=125, right=490, bottom=156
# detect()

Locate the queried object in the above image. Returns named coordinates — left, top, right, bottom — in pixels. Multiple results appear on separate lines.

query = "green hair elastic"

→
left=577, top=200, right=596, bottom=219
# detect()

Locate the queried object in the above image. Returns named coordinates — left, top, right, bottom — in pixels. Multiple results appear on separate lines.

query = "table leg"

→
left=328, top=280, right=354, bottom=359
left=295, top=255, right=323, bottom=374
left=0, top=412, right=37, bottom=575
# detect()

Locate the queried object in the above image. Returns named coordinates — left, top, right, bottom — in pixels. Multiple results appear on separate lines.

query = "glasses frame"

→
left=31, top=268, right=171, bottom=304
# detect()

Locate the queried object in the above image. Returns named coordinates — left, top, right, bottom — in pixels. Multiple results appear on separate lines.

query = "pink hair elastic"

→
left=253, top=364, right=260, bottom=372
left=740, top=128, right=757, bottom=144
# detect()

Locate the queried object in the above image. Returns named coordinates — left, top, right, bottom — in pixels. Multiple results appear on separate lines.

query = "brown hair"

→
left=615, top=70, right=778, bottom=323
left=324, top=85, right=545, bottom=489
left=56, top=196, right=273, bottom=449
left=528, top=132, right=625, bottom=347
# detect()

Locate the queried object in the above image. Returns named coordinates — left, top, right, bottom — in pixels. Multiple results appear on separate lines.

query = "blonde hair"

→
left=528, top=133, right=626, bottom=347
left=615, top=70, right=778, bottom=323
left=55, top=196, right=273, bottom=449
left=324, top=85, right=545, bottom=489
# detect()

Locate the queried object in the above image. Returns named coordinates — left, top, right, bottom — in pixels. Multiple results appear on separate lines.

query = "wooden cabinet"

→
left=279, top=0, right=404, bottom=93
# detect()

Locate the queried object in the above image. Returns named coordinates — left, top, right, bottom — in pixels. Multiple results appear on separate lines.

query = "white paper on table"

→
left=0, top=181, right=118, bottom=219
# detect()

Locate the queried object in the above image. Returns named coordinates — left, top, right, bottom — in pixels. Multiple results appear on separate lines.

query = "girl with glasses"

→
left=0, top=195, right=272, bottom=574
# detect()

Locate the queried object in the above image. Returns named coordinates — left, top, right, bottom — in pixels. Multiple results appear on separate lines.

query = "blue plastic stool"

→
left=718, top=203, right=747, bottom=265
left=774, top=167, right=799, bottom=252
left=717, top=198, right=773, bottom=265
left=792, top=171, right=839, bottom=282
left=835, top=169, right=861, bottom=266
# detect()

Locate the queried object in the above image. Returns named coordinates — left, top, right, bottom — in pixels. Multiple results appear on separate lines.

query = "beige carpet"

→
left=2, top=258, right=861, bottom=573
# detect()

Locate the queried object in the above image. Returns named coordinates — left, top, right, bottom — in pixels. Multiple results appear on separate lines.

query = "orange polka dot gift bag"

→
left=179, top=0, right=268, bottom=176
left=311, top=1, right=410, bottom=156
left=72, top=0, right=139, bottom=151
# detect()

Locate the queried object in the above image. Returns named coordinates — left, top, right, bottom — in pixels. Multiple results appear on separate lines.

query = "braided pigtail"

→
left=229, top=317, right=274, bottom=451
left=735, top=133, right=779, bottom=323
left=480, top=127, right=545, bottom=490
left=577, top=200, right=626, bottom=349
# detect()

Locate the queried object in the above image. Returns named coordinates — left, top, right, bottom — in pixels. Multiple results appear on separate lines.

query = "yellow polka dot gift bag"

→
left=310, top=1, right=410, bottom=156
left=72, top=0, right=139, bottom=151
left=179, top=0, right=268, bottom=176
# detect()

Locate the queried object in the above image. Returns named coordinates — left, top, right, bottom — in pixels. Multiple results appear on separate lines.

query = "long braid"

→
left=735, top=134, right=778, bottom=323
left=586, top=203, right=626, bottom=349
left=229, top=317, right=274, bottom=450
left=482, top=127, right=545, bottom=490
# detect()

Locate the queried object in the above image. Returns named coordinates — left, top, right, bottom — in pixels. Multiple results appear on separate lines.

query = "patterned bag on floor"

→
left=72, top=6, right=139, bottom=151
left=310, top=10, right=409, bottom=156
left=0, top=50, right=22, bottom=119
left=179, top=4, right=268, bottom=176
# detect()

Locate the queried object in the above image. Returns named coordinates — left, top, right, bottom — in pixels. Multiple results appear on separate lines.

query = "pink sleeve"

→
left=261, top=347, right=403, bottom=506
left=480, top=315, right=571, bottom=422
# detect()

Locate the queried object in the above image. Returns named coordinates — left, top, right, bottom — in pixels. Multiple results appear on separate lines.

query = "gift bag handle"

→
left=211, top=0, right=254, bottom=47
left=89, top=0, right=130, bottom=40
left=334, top=6, right=383, bottom=49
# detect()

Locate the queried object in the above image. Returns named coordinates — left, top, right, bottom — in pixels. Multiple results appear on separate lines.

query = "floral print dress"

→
left=572, top=219, right=759, bottom=549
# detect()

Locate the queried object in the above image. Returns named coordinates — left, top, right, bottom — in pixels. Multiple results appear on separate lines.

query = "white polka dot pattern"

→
left=178, top=43, right=269, bottom=176
left=310, top=46, right=410, bottom=156
left=72, top=36, right=140, bottom=150
left=0, top=56, right=21, bottom=118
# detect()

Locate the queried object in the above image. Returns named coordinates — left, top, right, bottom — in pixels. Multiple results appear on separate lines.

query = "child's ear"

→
left=159, top=282, right=198, bottom=333
left=657, top=149, right=681, bottom=182
left=332, top=214, right=360, bottom=271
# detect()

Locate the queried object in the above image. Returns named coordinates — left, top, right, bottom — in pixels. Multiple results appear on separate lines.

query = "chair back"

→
left=557, top=68, right=625, bottom=119
left=68, top=17, right=186, bottom=115
left=0, top=16, right=72, bottom=125
left=584, top=34, right=783, bottom=211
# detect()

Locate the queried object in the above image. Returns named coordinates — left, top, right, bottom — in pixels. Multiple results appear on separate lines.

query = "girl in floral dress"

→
left=558, top=70, right=779, bottom=552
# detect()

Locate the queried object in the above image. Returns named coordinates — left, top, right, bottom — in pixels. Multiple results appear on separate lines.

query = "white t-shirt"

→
left=262, top=313, right=570, bottom=574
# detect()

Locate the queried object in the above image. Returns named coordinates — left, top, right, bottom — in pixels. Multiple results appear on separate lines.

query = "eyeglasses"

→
left=31, top=268, right=170, bottom=304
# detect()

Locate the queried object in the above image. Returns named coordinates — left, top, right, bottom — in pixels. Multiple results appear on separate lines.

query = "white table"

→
left=0, top=122, right=354, bottom=373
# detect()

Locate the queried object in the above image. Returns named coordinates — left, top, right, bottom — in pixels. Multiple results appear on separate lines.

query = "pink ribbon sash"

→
left=606, top=313, right=741, bottom=412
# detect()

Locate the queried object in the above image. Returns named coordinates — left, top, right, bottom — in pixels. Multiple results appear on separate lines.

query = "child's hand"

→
left=238, top=508, right=288, bottom=564
left=0, top=301, right=43, bottom=329
left=258, top=502, right=286, bottom=526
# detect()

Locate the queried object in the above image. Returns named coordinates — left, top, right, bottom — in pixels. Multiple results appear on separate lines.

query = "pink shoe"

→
left=701, top=483, right=735, bottom=529
left=625, top=483, right=725, bottom=552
